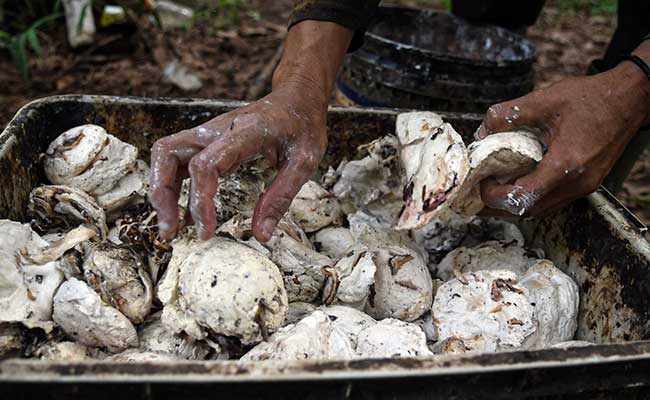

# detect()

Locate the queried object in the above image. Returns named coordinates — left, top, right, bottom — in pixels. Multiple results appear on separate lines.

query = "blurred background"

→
left=0, top=0, right=647, bottom=225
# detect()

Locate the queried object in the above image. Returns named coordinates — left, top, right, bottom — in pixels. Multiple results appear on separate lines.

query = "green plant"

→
left=1, top=0, right=59, bottom=31
left=193, top=0, right=244, bottom=32
left=0, top=10, right=61, bottom=80
left=219, top=0, right=242, bottom=24
left=554, top=0, right=617, bottom=15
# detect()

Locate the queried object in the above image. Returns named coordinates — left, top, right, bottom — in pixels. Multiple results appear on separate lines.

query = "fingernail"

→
left=474, top=123, right=487, bottom=140
left=195, top=220, right=206, bottom=240
left=261, top=218, right=276, bottom=240
left=158, top=221, right=172, bottom=232
left=159, top=229, right=175, bottom=241
left=502, top=186, right=538, bottom=216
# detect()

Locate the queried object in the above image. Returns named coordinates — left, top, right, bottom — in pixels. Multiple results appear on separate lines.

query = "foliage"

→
left=554, top=0, right=617, bottom=15
left=0, top=1, right=61, bottom=80
left=1, top=0, right=59, bottom=32
left=193, top=0, right=244, bottom=32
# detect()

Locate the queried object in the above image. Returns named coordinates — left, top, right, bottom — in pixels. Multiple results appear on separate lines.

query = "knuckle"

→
left=232, top=112, right=264, bottom=131
left=483, top=106, right=505, bottom=129
left=487, top=104, right=505, bottom=119
left=294, top=152, right=320, bottom=171
left=548, top=158, right=565, bottom=170
left=153, top=130, right=194, bottom=154
left=152, top=138, right=173, bottom=154
left=188, top=156, right=207, bottom=176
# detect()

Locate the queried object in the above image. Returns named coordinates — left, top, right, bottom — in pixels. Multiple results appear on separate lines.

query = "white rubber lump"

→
left=0, top=221, right=94, bottom=329
left=431, top=260, right=579, bottom=354
left=434, top=240, right=535, bottom=282
left=158, top=233, right=288, bottom=345
left=395, top=112, right=544, bottom=228
left=396, top=112, right=469, bottom=230
left=83, top=243, right=154, bottom=324
left=137, top=313, right=212, bottom=360
left=332, top=135, right=404, bottom=216
left=52, top=277, right=138, bottom=353
left=356, top=318, right=433, bottom=358
left=289, top=180, right=343, bottom=233
left=451, top=131, right=544, bottom=216
left=43, top=124, right=148, bottom=216
left=242, top=307, right=431, bottom=361
left=28, top=184, right=109, bottom=240
left=240, top=310, right=356, bottom=361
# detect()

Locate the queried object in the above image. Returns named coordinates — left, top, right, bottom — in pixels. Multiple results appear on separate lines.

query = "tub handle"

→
left=598, top=185, right=648, bottom=234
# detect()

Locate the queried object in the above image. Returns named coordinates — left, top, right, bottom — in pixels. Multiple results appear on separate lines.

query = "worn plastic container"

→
left=335, top=7, right=536, bottom=112
left=1, top=95, right=650, bottom=400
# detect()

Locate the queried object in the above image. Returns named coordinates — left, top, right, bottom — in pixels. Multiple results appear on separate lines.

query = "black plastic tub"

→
left=336, top=7, right=536, bottom=112
left=1, top=96, right=650, bottom=399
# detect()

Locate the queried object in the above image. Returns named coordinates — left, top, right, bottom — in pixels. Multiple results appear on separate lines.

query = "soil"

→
left=0, top=0, right=290, bottom=128
left=0, top=0, right=647, bottom=226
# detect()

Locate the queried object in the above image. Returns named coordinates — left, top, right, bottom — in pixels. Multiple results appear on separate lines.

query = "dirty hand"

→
left=149, top=87, right=327, bottom=242
left=149, top=21, right=353, bottom=242
left=475, top=50, right=650, bottom=216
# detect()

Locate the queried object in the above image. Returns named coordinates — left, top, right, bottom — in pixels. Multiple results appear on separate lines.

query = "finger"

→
left=475, top=91, right=550, bottom=140
left=480, top=182, right=540, bottom=216
left=481, top=187, right=584, bottom=218
left=252, top=154, right=319, bottom=242
left=150, top=133, right=202, bottom=239
left=152, top=181, right=182, bottom=241
left=188, top=139, right=242, bottom=240
left=479, top=154, right=568, bottom=216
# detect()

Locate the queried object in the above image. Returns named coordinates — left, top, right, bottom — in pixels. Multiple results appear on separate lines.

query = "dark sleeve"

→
left=601, top=0, right=650, bottom=70
left=288, top=1, right=381, bottom=52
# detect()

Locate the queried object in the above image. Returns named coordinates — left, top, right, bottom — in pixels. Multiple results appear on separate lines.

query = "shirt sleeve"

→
left=601, top=0, right=650, bottom=70
left=288, top=1, right=381, bottom=52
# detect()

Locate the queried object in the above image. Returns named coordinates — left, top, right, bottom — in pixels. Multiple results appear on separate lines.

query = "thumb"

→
left=480, top=180, right=540, bottom=216
left=480, top=153, right=567, bottom=216
left=252, top=155, right=319, bottom=242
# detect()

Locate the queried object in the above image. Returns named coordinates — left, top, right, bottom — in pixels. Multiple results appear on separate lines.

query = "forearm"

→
left=272, top=20, right=354, bottom=110
left=601, top=39, right=650, bottom=131
left=289, top=0, right=380, bottom=52
left=631, top=39, right=650, bottom=124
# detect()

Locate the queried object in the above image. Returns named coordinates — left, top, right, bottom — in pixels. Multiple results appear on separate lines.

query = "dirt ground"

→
left=0, top=0, right=648, bottom=226
left=0, top=0, right=290, bottom=126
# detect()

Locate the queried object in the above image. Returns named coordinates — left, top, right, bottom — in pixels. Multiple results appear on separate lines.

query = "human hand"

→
left=475, top=60, right=650, bottom=216
left=149, top=20, right=353, bottom=242
left=149, top=85, right=328, bottom=242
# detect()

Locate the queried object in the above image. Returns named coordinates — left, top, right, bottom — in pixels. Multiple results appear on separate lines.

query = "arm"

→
left=149, top=20, right=353, bottom=242
left=475, top=39, right=650, bottom=216
left=289, top=1, right=381, bottom=52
